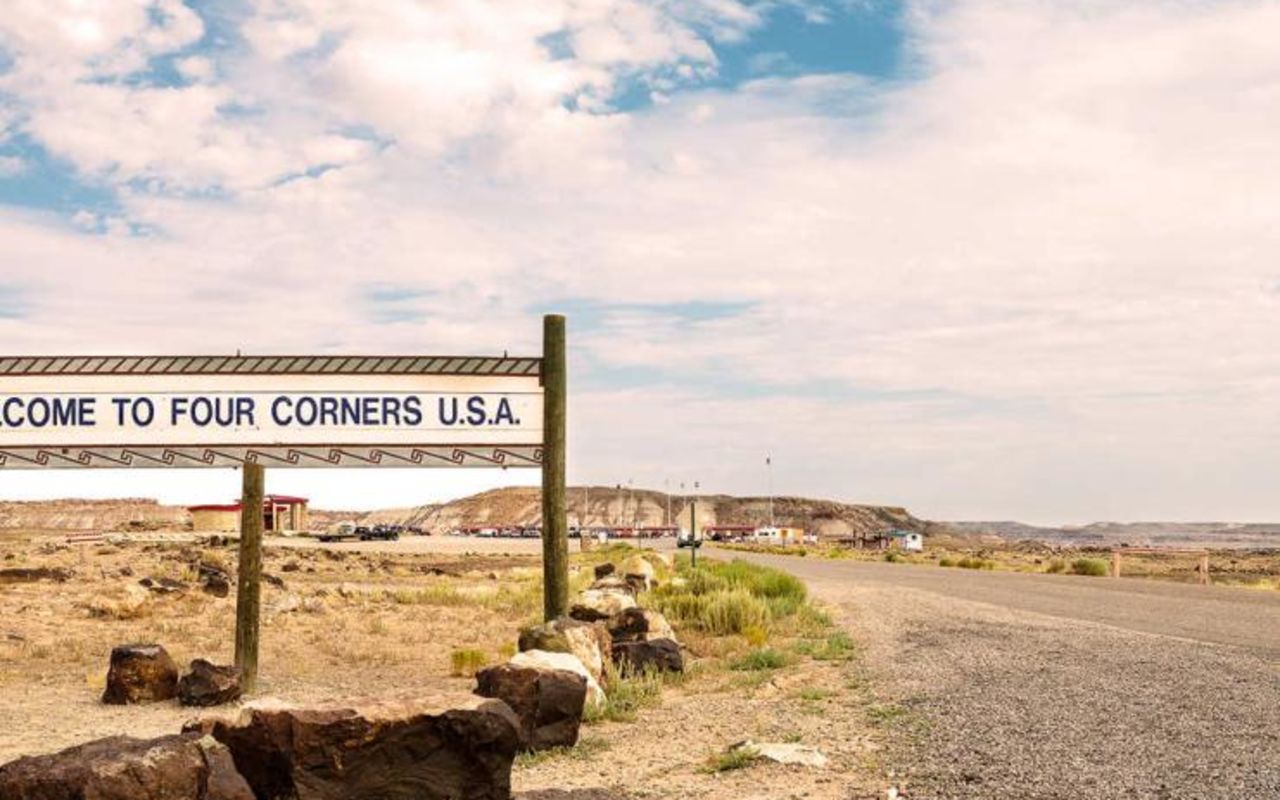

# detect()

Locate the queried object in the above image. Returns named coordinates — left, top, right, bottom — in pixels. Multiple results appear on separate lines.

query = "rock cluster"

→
left=177, top=659, right=243, bottom=707
left=1, top=696, right=522, bottom=800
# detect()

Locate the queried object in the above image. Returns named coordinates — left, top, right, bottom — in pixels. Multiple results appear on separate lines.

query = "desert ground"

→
left=0, top=531, right=891, bottom=799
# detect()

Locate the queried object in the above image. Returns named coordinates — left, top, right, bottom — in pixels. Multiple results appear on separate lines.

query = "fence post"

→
left=234, top=462, right=265, bottom=692
left=1112, top=549, right=1121, bottom=578
left=541, top=314, right=569, bottom=620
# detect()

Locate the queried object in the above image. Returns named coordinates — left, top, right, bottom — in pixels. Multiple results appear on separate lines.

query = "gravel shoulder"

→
left=717, top=549, right=1280, bottom=799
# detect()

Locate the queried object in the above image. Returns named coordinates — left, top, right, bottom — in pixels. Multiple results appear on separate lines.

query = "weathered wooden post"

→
left=541, top=314, right=569, bottom=620
left=1112, top=549, right=1122, bottom=579
left=1199, top=552, right=1210, bottom=586
left=235, top=462, right=265, bottom=692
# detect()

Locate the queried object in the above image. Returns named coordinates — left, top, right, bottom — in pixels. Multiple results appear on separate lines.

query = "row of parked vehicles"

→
left=317, top=523, right=425, bottom=543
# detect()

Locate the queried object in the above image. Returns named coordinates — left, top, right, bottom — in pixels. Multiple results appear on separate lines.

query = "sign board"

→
left=0, top=355, right=544, bottom=468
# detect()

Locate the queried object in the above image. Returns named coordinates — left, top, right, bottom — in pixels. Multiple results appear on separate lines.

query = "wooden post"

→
left=234, top=462, right=265, bottom=692
left=1112, top=549, right=1121, bottom=578
left=541, top=314, right=569, bottom=621
left=1199, top=553, right=1209, bottom=586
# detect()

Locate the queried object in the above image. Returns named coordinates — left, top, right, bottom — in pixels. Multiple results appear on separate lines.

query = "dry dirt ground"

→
left=0, top=532, right=891, bottom=799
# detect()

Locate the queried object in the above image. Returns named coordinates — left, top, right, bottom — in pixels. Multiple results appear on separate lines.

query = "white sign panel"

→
left=0, top=356, right=544, bottom=468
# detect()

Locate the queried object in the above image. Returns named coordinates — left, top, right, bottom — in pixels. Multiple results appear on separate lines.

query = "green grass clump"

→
left=449, top=648, right=488, bottom=677
left=884, top=552, right=902, bottom=563
left=703, top=746, right=761, bottom=773
left=586, top=665, right=663, bottom=723
left=1045, top=558, right=1067, bottom=574
left=938, top=556, right=957, bottom=567
left=956, top=557, right=995, bottom=570
left=730, top=648, right=788, bottom=671
left=702, top=590, right=770, bottom=635
left=1071, top=558, right=1110, bottom=577
left=796, top=630, right=858, bottom=662
left=514, top=735, right=611, bottom=767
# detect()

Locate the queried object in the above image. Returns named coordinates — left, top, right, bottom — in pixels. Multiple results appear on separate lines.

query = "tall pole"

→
left=766, top=455, right=774, bottom=527
left=541, top=314, right=569, bottom=620
left=234, top=462, right=265, bottom=693
left=690, top=496, right=697, bottom=568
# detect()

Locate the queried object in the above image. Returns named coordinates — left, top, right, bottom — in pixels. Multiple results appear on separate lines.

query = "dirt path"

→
left=717, top=549, right=1280, bottom=799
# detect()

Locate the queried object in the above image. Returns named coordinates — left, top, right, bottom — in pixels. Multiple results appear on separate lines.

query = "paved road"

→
left=712, top=548, right=1280, bottom=799
left=709, top=549, right=1280, bottom=657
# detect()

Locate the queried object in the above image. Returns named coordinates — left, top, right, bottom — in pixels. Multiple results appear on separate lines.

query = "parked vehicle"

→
left=318, top=521, right=359, bottom=543
left=358, top=524, right=400, bottom=541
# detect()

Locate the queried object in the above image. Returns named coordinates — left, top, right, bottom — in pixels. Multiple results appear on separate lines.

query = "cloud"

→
left=2, top=0, right=1280, bottom=522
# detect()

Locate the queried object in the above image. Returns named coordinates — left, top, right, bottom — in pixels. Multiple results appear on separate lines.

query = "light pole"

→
left=690, top=480, right=701, bottom=567
left=766, top=455, right=774, bottom=528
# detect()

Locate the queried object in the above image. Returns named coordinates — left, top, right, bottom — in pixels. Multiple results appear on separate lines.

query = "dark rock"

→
left=139, top=576, right=187, bottom=594
left=593, top=562, right=616, bottom=580
left=262, top=573, right=285, bottom=589
left=178, top=659, right=242, bottom=707
left=612, top=638, right=684, bottom=675
left=0, top=734, right=254, bottom=800
left=102, top=643, right=179, bottom=704
left=607, top=608, right=676, bottom=644
left=475, top=664, right=587, bottom=751
left=0, top=567, right=73, bottom=584
left=193, top=694, right=520, bottom=800
left=281, top=561, right=301, bottom=572
left=118, top=565, right=134, bottom=577
left=203, top=575, right=231, bottom=598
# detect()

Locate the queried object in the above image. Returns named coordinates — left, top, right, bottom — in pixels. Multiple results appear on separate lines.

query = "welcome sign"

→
left=0, top=356, right=544, bottom=468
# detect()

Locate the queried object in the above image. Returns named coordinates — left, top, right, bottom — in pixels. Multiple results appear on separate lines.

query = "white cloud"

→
left=2, top=0, right=1280, bottom=522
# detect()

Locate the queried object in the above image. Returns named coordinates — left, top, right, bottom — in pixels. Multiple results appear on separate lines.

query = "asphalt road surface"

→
left=713, top=549, right=1280, bottom=799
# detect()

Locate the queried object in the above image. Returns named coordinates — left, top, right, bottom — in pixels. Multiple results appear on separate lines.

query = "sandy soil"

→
left=1, top=532, right=890, bottom=799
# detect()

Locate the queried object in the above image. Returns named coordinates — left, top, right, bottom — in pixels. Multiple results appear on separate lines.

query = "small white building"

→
left=890, top=530, right=925, bottom=552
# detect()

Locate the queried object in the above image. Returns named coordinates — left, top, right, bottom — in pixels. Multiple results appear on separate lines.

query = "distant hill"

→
left=324, top=486, right=937, bottom=542
left=950, top=520, right=1280, bottom=550
left=0, top=498, right=189, bottom=532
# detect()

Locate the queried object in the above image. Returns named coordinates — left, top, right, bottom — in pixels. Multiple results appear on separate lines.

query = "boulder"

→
left=592, top=562, right=616, bottom=580
left=620, top=555, right=657, bottom=591
left=518, top=618, right=612, bottom=684
left=178, top=659, right=243, bottom=707
left=102, top=643, right=179, bottom=704
left=202, top=574, right=231, bottom=598
left=588, top=576, right=635, bottom=596
left=509, top=650, right=606, bottom=707
left=612, top=638, right=684, bottom=675
left=0, top=734, right=254, bottom=800
left=607, top=607, right=676, bottom=644
left=570, top=588, right=637, bottom=622
left=475, top=663, right=587, bottom=751
left=190, top=694, right=520, bottom=800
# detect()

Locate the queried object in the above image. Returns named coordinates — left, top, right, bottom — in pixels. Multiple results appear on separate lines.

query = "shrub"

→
left=742, top=624, right=769, bottom=648
left=938, top=557, right=956, bottom=567
left=884, top=552, right=901, bottom=563
left=1045, top=558, right=1067, bottom=574
left=586, top=664, right=663, bottom=723
left=1071, top=558, right=1109, bottom=577
left=450, top=648, right=488, bottom=677
left=702, top=590, right=770, bottom=635
left=731, top=648, right=788, bottom=671
left=956, top=557, right=994, bottom=570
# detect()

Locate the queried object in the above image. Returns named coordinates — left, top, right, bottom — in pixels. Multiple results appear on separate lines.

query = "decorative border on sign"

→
left=0, top=445, right=545, bottom=469
left=0, top=355, right=541, bottom=377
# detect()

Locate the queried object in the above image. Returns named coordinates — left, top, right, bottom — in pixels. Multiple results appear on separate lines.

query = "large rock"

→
left=102, top=643, right=179, bottom=704
left=587, top=575, right=636, bottom=596
left=509, top=650, right=606, bottom=707
left=607, top=607, right=676, bottom=644
left=0, top=734, right=254, bottom=800
left=620, top=555, right=657, bottom=592
left=475, top=663, right=587, bottom=751
left=612, top=638, right=684, bottom=675
left=518, top=618, right=612, bottom=684
left=190, top=694, right=520, bottom=800
left=570, top=588, right=637, bottom=622
left=592, top=562, right=615, bottom=580
left=178, top=659, right=243, bottom=707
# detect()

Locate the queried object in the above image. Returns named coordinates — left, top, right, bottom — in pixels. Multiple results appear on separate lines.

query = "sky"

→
left=2, top=0, right=1279, bottom=525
